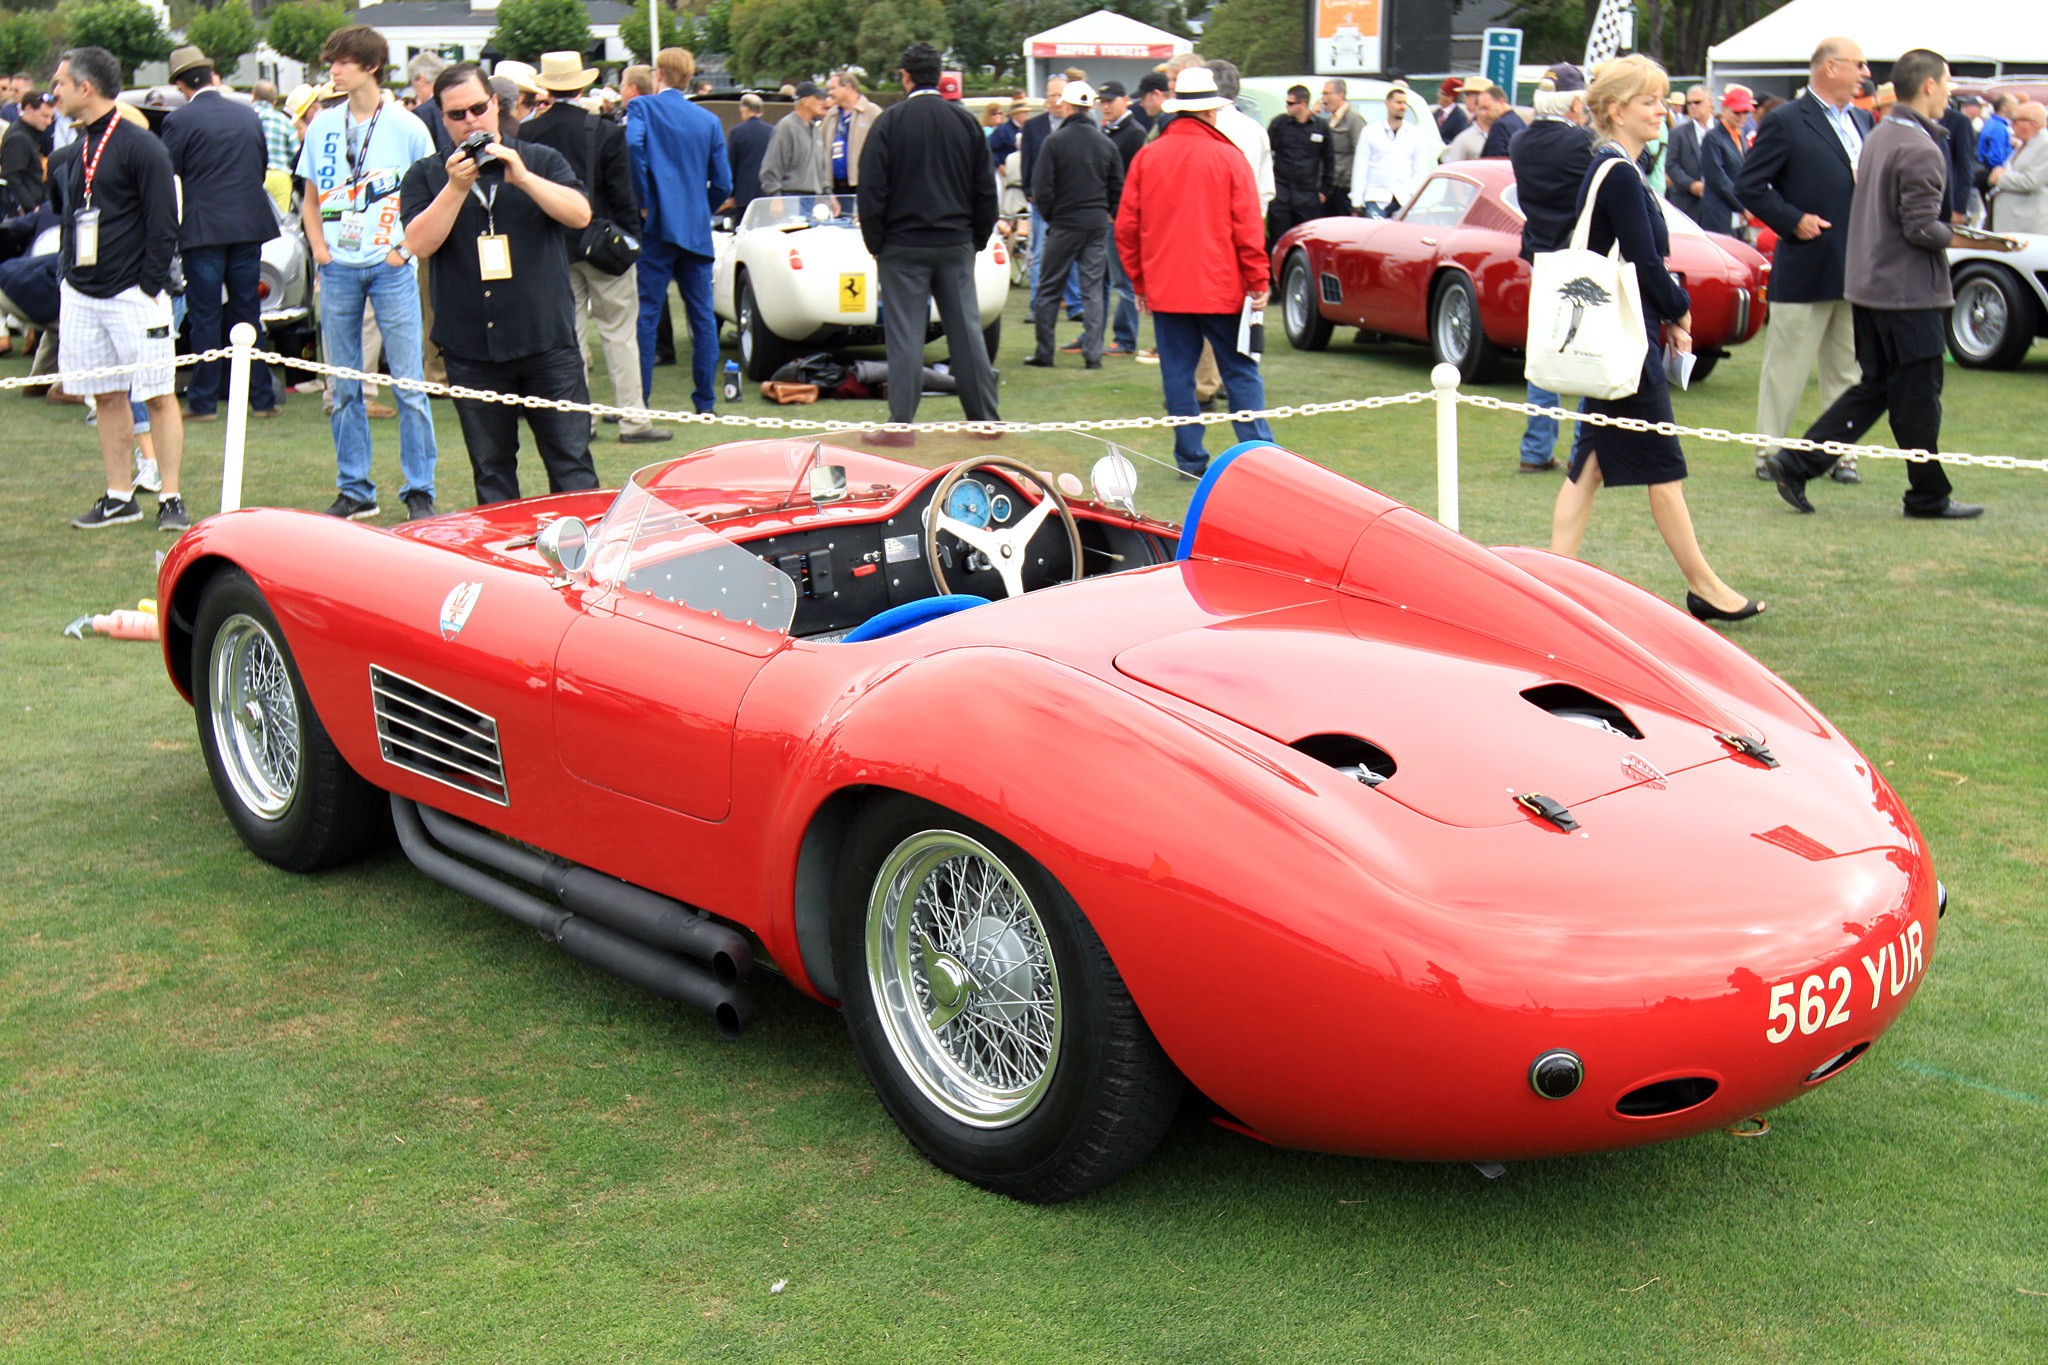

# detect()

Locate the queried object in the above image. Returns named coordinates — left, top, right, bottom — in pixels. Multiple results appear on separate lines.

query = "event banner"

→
left=1312, top=0, right=1382, bottom=74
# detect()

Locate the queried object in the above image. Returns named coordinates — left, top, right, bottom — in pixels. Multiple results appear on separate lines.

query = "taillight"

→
left=788, top=247, right=804, bottom=270
left=257, top=280, right=271, bottom=299
left=992, top=245, right=1007, bottom=265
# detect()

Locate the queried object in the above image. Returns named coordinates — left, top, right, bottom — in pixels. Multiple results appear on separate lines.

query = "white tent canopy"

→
left=1021, top=9, right=1193, bottom=102
left=1708, top=0, right=2048, bottom=86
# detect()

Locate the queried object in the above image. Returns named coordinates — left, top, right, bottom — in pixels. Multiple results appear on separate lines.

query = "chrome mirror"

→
left=808, top=464, right=849, bottom=502
left=1090, top=452, right=1139, bottom=511
left=535, top=516, right=590, bottom=584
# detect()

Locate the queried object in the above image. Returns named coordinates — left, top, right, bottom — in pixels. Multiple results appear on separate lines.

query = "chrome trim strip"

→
left=369, top=665, right=509, bottom=806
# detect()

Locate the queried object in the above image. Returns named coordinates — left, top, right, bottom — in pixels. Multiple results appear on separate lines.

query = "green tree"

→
left=1503, top=0, right=1796, bottom=75
left=696, top=0, right=733, bottom=55
left=620, top=2, right=697, bottom=66
left=489, top=0, right=592, bottom=64
left=0, top=13, right=54, bottom=77
left=854, top=0, right=947, bottom=82
left=262, top=0, right=347, bottom=70
left=1196, top=0, right=1300, bottom=78
left=64, top=0, right=171, bottom=83
left=944, top=0, right=1016, bottom=79
left=727, top=0, right=849, bottom=86
left=182, top=0, right=260, bottom=78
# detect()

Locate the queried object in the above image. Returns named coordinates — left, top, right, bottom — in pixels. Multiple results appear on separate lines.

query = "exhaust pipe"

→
left=390, top=797, right=752, bottom=1038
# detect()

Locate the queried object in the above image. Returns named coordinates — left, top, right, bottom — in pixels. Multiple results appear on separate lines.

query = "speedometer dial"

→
left=944, top=479, right=993, bottom=529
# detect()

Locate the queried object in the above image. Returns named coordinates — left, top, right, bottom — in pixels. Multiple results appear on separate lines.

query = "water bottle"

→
left=722, top=359, right=740, bottom=403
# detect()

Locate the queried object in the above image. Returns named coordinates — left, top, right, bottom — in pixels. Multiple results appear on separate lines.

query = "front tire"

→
left=192, top=568, right=383, bottom=872
left=831, top=794, right=1183, bottom=1203
left=1689, top=349, right=1721, bottom=383
left=737, top=273, right=788, bottom=382
left=1429, top=271, right=1500, bottom=383
left=1948, top=262, right=2037, bottom=369
left=1281, top=250, right=1334, bottom=351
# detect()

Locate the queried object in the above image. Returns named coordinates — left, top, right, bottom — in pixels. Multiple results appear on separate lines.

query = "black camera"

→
left=457, top=131, right=502, bottom=172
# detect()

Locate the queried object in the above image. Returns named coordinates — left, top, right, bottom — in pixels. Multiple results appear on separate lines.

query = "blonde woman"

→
left=1550, top=55, right=1764, bottom=623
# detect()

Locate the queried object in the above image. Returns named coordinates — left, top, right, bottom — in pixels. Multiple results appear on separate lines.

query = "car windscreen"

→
left=586, top=464, right=799, bottom=633
left=740, top=194, right=855, bottom=232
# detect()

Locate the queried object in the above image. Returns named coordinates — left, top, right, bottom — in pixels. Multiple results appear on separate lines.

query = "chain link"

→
left=6, top=347, right=2043, bottom=472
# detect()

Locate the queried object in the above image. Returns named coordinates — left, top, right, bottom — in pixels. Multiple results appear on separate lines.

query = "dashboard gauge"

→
left=944, top=479, right=993, bottom=529
left=988, top=493, right=1013, bottom=523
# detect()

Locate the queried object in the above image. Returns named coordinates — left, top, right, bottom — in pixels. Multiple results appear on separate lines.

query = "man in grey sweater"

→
left=1767, top=48, right=2019, bottom=520
left=758, top=82, right=825, bottom=195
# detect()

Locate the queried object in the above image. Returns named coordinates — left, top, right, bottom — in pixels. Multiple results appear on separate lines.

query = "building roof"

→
left=348, top=0, right=633, bottom=30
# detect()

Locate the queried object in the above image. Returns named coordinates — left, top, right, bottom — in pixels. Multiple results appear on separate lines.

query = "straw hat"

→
left=535, top=51, right=599, bottom=92
left=1163, top=66, right=1229, bottom=113
left=1459, top=74, right=1492, bottom=94
left=493, top=60, right=542, bottom=96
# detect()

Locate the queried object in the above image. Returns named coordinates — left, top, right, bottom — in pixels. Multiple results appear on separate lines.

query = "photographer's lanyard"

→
left=471, top=183, right=511, bottom=279
left=73, top=114, right=117, bottom=267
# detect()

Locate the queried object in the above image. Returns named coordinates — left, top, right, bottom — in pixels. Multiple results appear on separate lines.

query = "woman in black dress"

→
left=1549, top=55, right=1764, bottom=623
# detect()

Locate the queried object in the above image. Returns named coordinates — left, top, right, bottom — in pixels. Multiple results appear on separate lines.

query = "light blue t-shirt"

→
left=295, top=101, right=433, bottom=265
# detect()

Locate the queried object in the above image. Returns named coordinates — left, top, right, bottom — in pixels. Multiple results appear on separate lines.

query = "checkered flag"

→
left=1584, top=0, right=1632, bottom=66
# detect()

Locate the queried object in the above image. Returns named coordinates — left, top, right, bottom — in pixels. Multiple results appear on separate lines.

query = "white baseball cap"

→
left=1064, top=81, right=1097, bottom=108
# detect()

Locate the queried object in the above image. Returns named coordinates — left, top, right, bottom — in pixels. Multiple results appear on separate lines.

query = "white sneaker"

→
left=134, top=451, right=163, bottom=494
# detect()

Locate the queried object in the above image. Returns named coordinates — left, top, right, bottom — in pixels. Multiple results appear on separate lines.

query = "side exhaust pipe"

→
left=390, top=796, right=752, bottom=1038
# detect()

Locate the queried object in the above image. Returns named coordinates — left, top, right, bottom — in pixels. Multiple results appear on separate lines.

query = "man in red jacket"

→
left=1116, top=66, right=1273, bottom=477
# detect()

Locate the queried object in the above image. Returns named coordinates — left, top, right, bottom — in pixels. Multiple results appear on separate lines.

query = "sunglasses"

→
left=444, top=98, right=491, bottom=119
left=25, top=91, right=55, bottom=106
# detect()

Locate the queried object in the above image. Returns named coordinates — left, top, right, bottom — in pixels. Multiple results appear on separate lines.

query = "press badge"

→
left=478, top=234, right=512, bottom=280
left=74, top=207, right=100, bottom=266
left=336, top=212, right=364, bottom=254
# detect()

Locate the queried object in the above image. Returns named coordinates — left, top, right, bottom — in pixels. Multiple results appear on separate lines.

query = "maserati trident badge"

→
left=439, top=581, right=483, bottom=640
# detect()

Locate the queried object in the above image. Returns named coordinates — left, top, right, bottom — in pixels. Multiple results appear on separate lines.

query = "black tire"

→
left=1281, top=250, right=1334, bottom=352
left=1689, top=349, right=1720, bottom=384
left=982, top=316, right=1002, bottom=363
left=1428, top=271, right=1501, bottom=383
left=192, top=568, right=383, bottom=872
left=737, top=273, right=787, bottom=382
left=831, top=793, right=1184, bottom=1203
left=1947, top=262, right=2038, bottom=369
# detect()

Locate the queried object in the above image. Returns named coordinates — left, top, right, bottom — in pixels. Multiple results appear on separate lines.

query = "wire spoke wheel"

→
left=1953, top=277, right=2008, bottom=359
left=866, top=831, right=1061, bottom=1127
left=208, top=614, right=301, bottom=819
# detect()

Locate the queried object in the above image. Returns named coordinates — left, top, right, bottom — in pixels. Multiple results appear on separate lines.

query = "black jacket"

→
left=415, top=97, right=454, bottom=157
left=1031, top=115, right=1123, bottom=231
left=857, top=89, right=999, bottom=254
left=519, top=101, right=638, bottom=230
left=1436, top=103, right=1468, bottom=143
left=1665, top=118, right=1705, bottom=221
left=1580, top=149, right=1689, bottom=344
left=1020, top=111, right=1055, bottom=200
left=1103, top=109, right=1147, bottom=171
left=159, top=89, right=278, bottom=249
left=1939, top=107, right=1977, bottom=218
left=57, top=110, right=178, bottom=299
left=1699, top=121, right=1745, bottom=235
left=1734, top=93, right=1870, bottom=303
left=1481, top=109, right=1525, bottom=159
left=1509, top=117, right=1594, bottom=261
left=0, top=119, right=43, bottom=214
left=1267, top=112, right=1335, bottom=207
left=726, top=115, right=772, bottom=213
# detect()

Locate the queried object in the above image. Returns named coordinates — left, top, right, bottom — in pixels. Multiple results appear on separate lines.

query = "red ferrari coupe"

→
left=158, top=431, right=1935, bottom=1202
left=1272, top=160, right=1770, bottom=383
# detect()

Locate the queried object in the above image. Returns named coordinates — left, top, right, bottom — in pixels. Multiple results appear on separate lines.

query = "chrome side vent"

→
left=370, top=666, right=508, bottom=805
left=1319, top=272, right=1343, bottom=305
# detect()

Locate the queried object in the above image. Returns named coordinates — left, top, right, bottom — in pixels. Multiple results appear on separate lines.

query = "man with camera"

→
left=400, top=62, right=596, bottom=505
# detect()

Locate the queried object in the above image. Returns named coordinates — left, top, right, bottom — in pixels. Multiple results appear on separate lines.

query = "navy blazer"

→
left=1734, top=94, right=1870, bottom=304
left=1699, top=122, right=1745, bottom=235
left=1481, top=108, right=1525, bottom=159
left=1664, top=118, right=1705, bottom=220
left=1509, top=117, right=1594, bottom=261
left=159, top=88, right=278, bottom=250
left=1939, top=108, right=1977, bottom=218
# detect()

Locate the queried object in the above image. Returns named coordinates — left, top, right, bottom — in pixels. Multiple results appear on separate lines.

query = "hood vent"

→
left=370, top=666, right=508, bottom=805
left=1292, top=733, right=1396, bottom=787
left=1521, top=683, right=1643, bottom=740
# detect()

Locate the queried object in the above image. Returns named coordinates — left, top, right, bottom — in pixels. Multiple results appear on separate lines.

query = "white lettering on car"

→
left=1769, top=923, right=1927, bottom=1043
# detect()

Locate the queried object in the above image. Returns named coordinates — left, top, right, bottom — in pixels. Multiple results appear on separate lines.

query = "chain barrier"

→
left=7, top=346, right=2045, bottom=473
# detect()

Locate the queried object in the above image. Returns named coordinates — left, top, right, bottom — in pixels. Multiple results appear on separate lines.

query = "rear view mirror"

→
left=1090, top=453, right=1139, bottom=510
left=808, top=464, right=849, bottom=502
left=536, top=516, right=590, bottom=582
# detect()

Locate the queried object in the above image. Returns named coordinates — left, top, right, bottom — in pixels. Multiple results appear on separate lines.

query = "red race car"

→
left=1272, top=160, right=1770, bottom=383
left=158, top=431, right=1935, bottom=1202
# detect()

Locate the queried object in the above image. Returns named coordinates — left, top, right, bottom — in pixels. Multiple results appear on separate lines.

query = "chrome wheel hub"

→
left=208, top=614, right=300, bottom=820
left=1285, top=266, right=1309, bottom=335
left=867, top=831, right=1061, bottom=1127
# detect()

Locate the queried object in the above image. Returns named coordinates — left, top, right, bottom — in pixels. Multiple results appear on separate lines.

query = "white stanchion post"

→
left=1431, top=362, right=1461, bottom=532
left=219, top=323, right=257, bottom=513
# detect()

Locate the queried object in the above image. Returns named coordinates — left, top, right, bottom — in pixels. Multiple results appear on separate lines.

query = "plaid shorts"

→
left=60, top=281, right=176, bottom=400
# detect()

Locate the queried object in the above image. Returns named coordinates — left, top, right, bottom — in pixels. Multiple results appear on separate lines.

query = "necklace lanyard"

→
left=469, top=182, right=499, bottom=234
left=345, top=105, right=382, bottom=185
left=80, top=114, right=117, bottom=205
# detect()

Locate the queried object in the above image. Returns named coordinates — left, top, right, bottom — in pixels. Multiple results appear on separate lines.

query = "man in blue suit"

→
left=627, top=47, right=731, bottom=413
left=160, top=45, right=281, bottom=420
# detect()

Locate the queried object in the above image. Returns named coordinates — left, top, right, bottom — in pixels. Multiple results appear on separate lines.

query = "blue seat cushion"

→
left=838, top=594, right=989, bottom=643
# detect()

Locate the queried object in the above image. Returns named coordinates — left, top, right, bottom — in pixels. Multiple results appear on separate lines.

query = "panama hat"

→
left=1459, top=74, right=1492, bottom=94
left=535, top=51, right=599, bottom=92
left=1163, top=66, right=1229, bottom=113
left=493, top=60, right=542, bottom=96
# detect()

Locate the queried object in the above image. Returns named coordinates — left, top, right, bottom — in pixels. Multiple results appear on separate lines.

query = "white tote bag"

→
left=1525, top=156, right=1648, bottom=400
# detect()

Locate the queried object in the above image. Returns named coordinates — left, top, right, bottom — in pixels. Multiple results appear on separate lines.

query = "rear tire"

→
left=192, top=568, right=383, bottom=872
left=1281, top=251, right=1334, bottom=351
left=831, top=793, right=1183, bottom=1203
left=1429, top=271, right=1500, bottom=383
left=1688, top=349, right=1721, bottom=383
left=1948, top=262, right=2037, bottom=369
left=737, top=273, right=788, bottom=382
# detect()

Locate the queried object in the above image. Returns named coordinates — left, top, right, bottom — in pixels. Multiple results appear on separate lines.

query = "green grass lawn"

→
left=2, top=290, right=2045, bottom=1363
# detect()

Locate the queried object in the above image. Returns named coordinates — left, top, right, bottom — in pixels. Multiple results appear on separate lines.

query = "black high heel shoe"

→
left=1686, top=592, right=1767, bottom=623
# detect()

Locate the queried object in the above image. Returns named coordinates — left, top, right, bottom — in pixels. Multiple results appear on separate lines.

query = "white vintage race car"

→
left=713, top=195, right=1011, bottom=381
left=1946, top=230, right=2047, bottom=368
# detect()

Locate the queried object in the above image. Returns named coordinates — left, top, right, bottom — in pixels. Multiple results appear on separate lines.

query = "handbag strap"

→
left=1567, top=153, right=1631, bottom=252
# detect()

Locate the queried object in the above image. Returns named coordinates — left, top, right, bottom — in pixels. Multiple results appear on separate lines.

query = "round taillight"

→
left=257, top=279, right=271, bottom=299
left=788, top=247, right=804, bottom=270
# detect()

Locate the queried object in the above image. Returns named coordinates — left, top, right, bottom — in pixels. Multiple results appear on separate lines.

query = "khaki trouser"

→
left=418, top=255, right=446, bottom=386
left=1196, top=340, right=1222, bottom=401
left=569, top=260, right=652, bottom=436
left=1754, top=297, right=1859, bottom=468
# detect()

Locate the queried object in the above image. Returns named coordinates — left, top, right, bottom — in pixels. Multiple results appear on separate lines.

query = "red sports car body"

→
left=157, top=433, right=1934, bottom=1202
left=1271, top=160, right=1770, bottom=383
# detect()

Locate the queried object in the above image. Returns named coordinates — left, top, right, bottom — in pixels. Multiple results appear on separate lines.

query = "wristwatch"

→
left=387, top=245, right=415, bottom=265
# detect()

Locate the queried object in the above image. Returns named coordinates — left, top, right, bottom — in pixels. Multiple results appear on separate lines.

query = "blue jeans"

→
left=183, top=242, right=277, bottom=414
left=319, top=259, right=436, bottom=502
left=1153, top=312, right=1273, bottom=470
left=1027, top=206, right=1083, bottom=315
left=1104, top=226, right=1139, bottom=351
left=638, top=237, right=716, bottom=412
left=1521, top=381, right=1589, bottom=467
